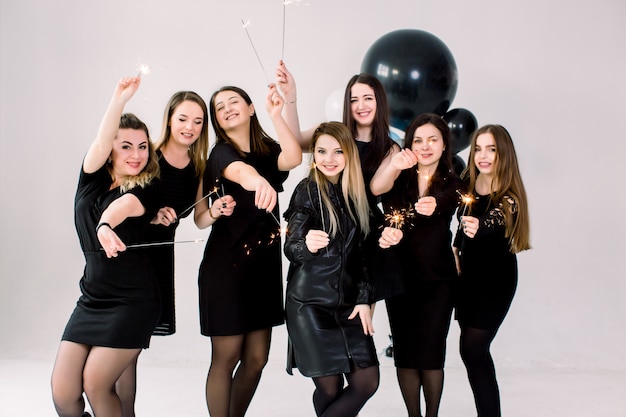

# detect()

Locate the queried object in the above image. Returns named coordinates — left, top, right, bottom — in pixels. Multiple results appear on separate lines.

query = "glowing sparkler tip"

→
left=136, top=63, right=151, bottom=77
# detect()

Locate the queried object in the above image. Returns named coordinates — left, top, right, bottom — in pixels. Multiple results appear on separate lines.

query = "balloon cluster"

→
left=358, top=29, right=477, bottom=175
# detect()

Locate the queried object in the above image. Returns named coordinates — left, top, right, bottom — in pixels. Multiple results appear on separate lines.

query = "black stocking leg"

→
left=421, top=369, right=444, bottom=417
left=229, top=329, right=271, bottom=417
left=312, top=375, right=344, bottom=416
left=396, top=368, right=422, bottom=417
left=460, top=326, right=501, bottom=417
left=115, top=353, right=139, bottom=417
left=317, top=365, right=379, bottom=417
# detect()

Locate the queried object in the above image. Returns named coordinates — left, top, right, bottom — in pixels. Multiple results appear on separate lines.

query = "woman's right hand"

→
left=254, top=177, right=278, bottom=212
left=114, top=76, right=141, bottom=104
left=97, top=225, right=127, bottom=258
left=379, top=226, right=403, bottom=248
left=305, top=229, right=330, bottom=253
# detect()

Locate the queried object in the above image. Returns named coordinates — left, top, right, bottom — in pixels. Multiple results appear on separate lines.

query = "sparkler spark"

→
left=384, top=206, right=416, bottom=229
left=136, top=63, right=151, bottom=77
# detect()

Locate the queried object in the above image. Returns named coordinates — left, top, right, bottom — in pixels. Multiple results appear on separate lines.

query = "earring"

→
left=107, top=158, right=112, bottom=164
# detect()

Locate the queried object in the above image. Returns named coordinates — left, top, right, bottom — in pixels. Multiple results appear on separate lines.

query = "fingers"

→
left=216, top=195, right=236, bottom=217
left=415, top=196, right=436, bottom=216
left=461, top=216, right=479, bottom=237
left=379, top=227, right=402, bottom=248
left=254, top=181, right=277, bottom=212
left=305, top=230, right=330, bottom=252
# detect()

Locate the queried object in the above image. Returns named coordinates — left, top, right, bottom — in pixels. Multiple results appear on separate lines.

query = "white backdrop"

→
left=1, top=0, right=625, bottom=372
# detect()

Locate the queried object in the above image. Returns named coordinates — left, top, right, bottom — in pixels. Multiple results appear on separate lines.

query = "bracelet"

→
left=96, top=222, right=112, bottom=233
left=287, top=98, right=297, bottom=104
left=208, top=205, right=220, bottom=220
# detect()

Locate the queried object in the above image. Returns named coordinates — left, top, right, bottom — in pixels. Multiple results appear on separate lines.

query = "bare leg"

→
left=83, top=346, right=142, bottom=417
left=51, top=341, right=90, bottom=417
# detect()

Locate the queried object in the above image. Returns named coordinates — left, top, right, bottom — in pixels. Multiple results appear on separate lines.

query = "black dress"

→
left=355, top=140, right=403, bottom=301
left=62, top=165, right=160, bottom=349
left=198, top=141, right=287, bottom=336
left=284, top=178, right=378, bottom=377
left=453, top=191, right=518, bottom=332
left=145, top=151, right=199, bottom=336
left=382, top=170, right=459, bottom=369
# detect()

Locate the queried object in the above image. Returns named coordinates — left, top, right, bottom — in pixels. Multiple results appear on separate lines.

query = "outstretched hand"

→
left=275, top=60, right=296, bottom=102
left=114, top=77, right=141, bottom=104
left=265, top=83, right=285, bottom=119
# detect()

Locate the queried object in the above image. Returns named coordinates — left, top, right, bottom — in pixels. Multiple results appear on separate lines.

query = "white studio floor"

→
left=2, top=323, right=625, bottom=417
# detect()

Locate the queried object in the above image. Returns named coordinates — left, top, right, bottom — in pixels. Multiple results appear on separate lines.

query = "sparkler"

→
left=136, top=63, right=151, bottom=77
left=417, top=168, right=431, bottom=199
left=241, top=19, right=271, bottom=85
left=126, top=238, right=204, bottom=248
left=384, top=206, right=415, bottom=230
left=457, top=190, right=475, bottom=218
left=176, top=186, right=222, bottom=221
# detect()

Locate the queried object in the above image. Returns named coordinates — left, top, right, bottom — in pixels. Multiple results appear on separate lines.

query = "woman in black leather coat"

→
left=283, top=122, right=379, bottom=417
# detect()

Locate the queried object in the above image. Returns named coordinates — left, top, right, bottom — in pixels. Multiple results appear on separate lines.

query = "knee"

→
left=241, top=351, right=269, bottom=373
left=51, top=382, right=83, bottom=417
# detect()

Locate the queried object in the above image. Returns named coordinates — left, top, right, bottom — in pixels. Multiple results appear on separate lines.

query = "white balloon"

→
left=324, top=88, right=344, bottom=121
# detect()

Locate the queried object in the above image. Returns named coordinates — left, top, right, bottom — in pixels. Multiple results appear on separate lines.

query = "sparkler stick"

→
left=125, top=239, right=204, bottom=249
left=176, top=188, right=219, bottom=220
left=282, top=1, right=287, bottom=59
left=241, top=19, right=271, bottom=85
left=456, top=190, right=475, bottom=230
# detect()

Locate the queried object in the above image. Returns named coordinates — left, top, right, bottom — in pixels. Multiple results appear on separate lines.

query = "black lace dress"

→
left=453, top=192, right=519, bottom=331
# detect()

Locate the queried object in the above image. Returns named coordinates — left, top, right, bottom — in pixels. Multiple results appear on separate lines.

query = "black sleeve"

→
left=283, top=180, right=320, bottom=264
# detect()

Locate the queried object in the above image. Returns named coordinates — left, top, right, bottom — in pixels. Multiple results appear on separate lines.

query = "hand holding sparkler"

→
left=114, top=76, right=141, bottom=105
left=460, top=215, right=479, bottom=238
left=275, top=60, right=297, bottom=103
left=305, top=229, right=330, bottom=253
left=265, top=83, right=285, bottom=120
left=254, top=177, right=278, bottom=212
left=97, top=223, right=126, bottom=258
left=379, top=226, right=403, bottom=249
left=415, top=196, right=436, bottom=216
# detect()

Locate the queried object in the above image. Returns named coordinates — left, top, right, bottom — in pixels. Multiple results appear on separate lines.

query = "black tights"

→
left=396, top=368, right=444, bottom=417
left=312, top=365, right=379, bottom=417
left=460, top=326, right=501, bottom=417
left=205, top=329, right=271, bottom=417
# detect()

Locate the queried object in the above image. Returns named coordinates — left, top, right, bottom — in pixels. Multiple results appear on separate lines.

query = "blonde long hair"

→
left=463, top=124, right=530, bottom=253
left=308, top=122, right=370, bottom=237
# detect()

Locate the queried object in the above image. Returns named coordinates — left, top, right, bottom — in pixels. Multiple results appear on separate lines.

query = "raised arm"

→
left=266, top=83, right=302, bottom=171
left=83, top=77, right=141, bottom=174
left=370, top=148, right=415, bottom=196
left=276, top=60, right=315, bottom=152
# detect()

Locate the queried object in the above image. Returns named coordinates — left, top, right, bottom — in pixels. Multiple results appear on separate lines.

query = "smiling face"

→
left=213, top=90, right=254, bottom=132
left=110, top=128, right=149, bottom=177
left=313, top=134, right=346, bottom=184
left=169, top=100, right=204, bottom=147
left=349, top=82, right=377, bottom=129
left=411, top=123, right=445, bottom=172
left=474, top=132, right=497, bottom=177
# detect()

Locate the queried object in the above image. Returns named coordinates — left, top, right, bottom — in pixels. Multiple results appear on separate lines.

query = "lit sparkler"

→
left=136, top=63, right=151, bottom=77
left=384, top=206, right=416, bottom=229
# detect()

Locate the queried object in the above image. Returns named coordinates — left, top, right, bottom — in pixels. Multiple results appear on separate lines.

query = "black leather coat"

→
left=283, top=178, right=378, bottom=377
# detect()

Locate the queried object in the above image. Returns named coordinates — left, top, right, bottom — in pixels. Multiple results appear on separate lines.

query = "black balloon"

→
left=361, top=29, right=458, bottom=131
left=443, top=108, right=477, bottom=154
left=451, top=154, right=467, bottom=177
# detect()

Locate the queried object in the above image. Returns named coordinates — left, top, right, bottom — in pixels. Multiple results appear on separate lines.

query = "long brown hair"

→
left=155, top=91, right=209, bottom=178
left=463, top=124, right=530, bottom=253
left=342, top=74, right=394, bottom=176
left=308, top=122, right=370, bottom=237
left=110, top=113, right=160, bottom=193
left=209, top=86, right=274, bottom=157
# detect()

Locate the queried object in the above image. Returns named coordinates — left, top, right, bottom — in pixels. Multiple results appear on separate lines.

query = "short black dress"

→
left=355, top=140, right=404, bottom=301
left=62, top=165, right=160, bottom=349
left=382, top=169, right=459, bottom=369
left=198, top=141, right=287, bottom=336
left=453, top=191, right=518, bottom=332
left=284, top=178, right=378, bottom=378
left=145, top=151, right=199, bottom=336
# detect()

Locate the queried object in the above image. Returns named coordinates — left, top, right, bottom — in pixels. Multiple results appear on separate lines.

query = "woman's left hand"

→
left=349, top=304, right=374, bottom=336
left=214, top=195, right=236, bottom=217
left=151, top=206, right=177, bottom=226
